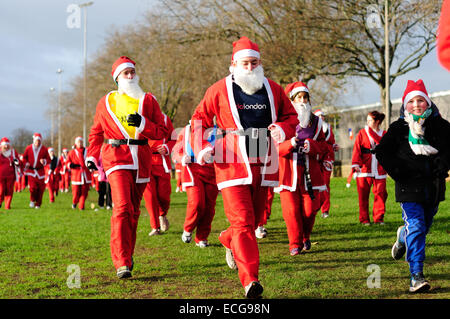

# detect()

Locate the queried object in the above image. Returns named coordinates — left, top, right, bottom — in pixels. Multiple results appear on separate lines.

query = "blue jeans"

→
left=400, top=202, right=438, bottom=275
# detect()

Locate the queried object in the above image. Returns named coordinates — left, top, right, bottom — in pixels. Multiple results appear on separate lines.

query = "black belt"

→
left=107, top=139, right=148, bottom=147
left=219, top=128, right=271, bottom=139
left=361, top=146, right=374, bottom=154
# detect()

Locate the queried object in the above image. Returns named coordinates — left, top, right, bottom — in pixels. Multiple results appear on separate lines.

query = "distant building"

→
left=320, top=90, right=450, bottom=177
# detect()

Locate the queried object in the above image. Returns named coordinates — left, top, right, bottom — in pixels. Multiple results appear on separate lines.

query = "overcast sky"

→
left=1, top=0, right=449, bottom=142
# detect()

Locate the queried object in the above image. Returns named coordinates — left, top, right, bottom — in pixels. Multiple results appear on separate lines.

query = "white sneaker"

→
left=175, top=186, right=180, bottom=193
left=255, top=226, right=267, bottom=239
left=245, top=281, right=263, bottom=299
left=196, top=240, right=209, bottom=248
left=35, top=206, right=40, bottom=209
left=159, top=215, right=169, bottom=232
left=181, top=231, right=192, bottom=243
left=29, top=201, right=35, bottom=208
left=225, top=248, right=237, bottom=270
left=148, top=228, right=161, bottom=236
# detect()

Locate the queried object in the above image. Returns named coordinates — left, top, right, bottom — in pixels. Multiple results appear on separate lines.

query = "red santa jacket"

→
left=148, top=112, right=176, bottom=176
left=173, top=124, right=216, bottom=190
left=0, top=149, right=20, bottom=181
left=351, top=126, right=387, bottom=179
left=67, top=147, right=92, bottom=185
left=59, top=153, right=70, bottom=175
left=87, top=91, right=168, bottom=183
left=275, top=115, right=328, bottom=193
left=45, top=155, right=62, bottom=184
left=22, top=144, right=51, bottom=180
left=438, top=0, right=450, bottom=71
left=190, top=75, right=298, bottom=190
left=321, top=122, right=336, bottom=172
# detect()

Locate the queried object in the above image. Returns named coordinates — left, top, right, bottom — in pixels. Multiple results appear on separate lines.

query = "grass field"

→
left=0, top=177, right=448, bottom=299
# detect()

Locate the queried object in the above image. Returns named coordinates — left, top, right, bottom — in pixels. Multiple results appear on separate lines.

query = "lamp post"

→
left=57, top=68, right=63, bottom=156
left=79, top=1, right=94, bottom=143
left=49, top=87, right=55, bottom=146
left=384, top=0, right=390, bottom=128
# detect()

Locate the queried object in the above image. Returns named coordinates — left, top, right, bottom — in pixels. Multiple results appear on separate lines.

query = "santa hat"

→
left=48, top=147, right=54, bottom=153
left=0, top=137, right=10, bottom=146
left=33, top=133, right=42, bottom=141
left=402, top=79, right=431, bottom=107
left=111, top=56, right=136, bottom=82
left=62, top=148, right=68, bottom=152
left=231, top=37, right=260, bottom=62
left=75, top=136, right=83, bottom=143
left=314, top=109, right=324, bottom=117
left=284, top=82, right=310, bottom=100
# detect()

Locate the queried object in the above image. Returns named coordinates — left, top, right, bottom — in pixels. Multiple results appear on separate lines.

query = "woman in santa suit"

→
left=45, top=147, right=62, bottom=203
left=351, top=111, right=388, bottom=225
left=67, top=137, right=91, bottom=210
left=86, top=56, right=168, bottom=279
left=143, top=112, right=176, bottom=236
left=175, top=123, right=219, bottom=248
left=22, top=133, right=50, bottom=209
left=276, top=82, right=329, bottom=256
left=0, top=137, right=21, bottom=209
left=59, top=148, right=70, bottom=193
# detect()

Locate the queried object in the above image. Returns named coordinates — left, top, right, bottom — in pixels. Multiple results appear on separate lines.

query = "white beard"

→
left=322, top=121, right=329, bottom=133
left=293, top=102, right=312, bottom=128
left=2, top=149, right=11, bottom=157
left=118, top=75, right=145, bottom=100
left=232, top=65, right=265, bottom=95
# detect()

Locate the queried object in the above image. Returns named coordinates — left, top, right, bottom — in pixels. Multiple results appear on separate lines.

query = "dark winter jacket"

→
left=375, top=103, right=450, bottom=204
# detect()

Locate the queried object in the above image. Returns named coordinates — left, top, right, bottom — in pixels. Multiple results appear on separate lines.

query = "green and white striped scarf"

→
left=404, top=108, right=438, bottom=156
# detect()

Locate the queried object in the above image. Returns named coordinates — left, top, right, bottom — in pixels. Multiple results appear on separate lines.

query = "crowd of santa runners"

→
left=1, top=23, right=450, bottom=298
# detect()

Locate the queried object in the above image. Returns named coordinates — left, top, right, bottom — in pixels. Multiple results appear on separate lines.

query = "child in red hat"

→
left=376, top=79, right=450, bottom=293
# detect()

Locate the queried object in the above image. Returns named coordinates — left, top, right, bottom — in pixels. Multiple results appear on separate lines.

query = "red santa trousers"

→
left=47, top=175, right=60, bottom=203
left=60, top=173, right=70, bottom=191
left=280, top=189, right=320, bottom=250
left=0, top=176, right=15, bottom=209
left=356, top=177, right=387, bottom=223
left=21, top=175, right=27, bottom=191
left=143, top=169, right=171, bottom=230
left=258, top=187, right=274, bottom=227
left=108, top=169, right=146, bottom=270
left=319, top=169, right=332, bottom=213
left=72, top=184, right=90, bottom=209
left=218, top=164, right=268, bottom=288
left=183, top=170, right=219, bottom=243
left=28, top=176, right=46, bottom=207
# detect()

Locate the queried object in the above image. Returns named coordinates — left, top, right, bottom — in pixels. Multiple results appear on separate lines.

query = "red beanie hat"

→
left=402, top=79, right=431, bottom=107
left=284, top=81, right=310, bottom=99
left=314, top=109, right=324, bottom=116
left=231, top=37, right=260, bottom=62
left=0, top=137, right=10, bottom=146
left=111, top=56, right=136, bottom=82
left=75, top=136, right=83, bottom=143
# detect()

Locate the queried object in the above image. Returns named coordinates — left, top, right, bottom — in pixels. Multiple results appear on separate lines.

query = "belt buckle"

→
left=251, top=128, right=259, bottom=139
left=126, top=139, right=130, bottom=146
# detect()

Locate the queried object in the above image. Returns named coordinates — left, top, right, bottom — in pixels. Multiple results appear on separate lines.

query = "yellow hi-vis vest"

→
left=108, top=92, right=140, bottom=138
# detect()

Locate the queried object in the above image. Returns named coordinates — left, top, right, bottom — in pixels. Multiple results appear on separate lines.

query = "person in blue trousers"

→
left=375, top=79, right=450, bottom=293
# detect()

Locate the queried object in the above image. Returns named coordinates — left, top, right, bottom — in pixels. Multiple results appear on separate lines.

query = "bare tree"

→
left=306, top=0, right=441, bottom=125
left=10, top=128, right=34, bottom=154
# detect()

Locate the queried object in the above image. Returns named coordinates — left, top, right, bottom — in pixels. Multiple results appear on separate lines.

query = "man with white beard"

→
left=86, top=56, right=168, bottom=279
left=190, top=37, right=298, bottom=298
